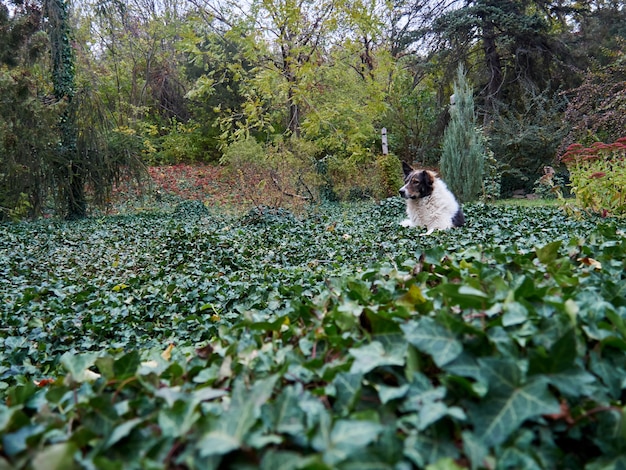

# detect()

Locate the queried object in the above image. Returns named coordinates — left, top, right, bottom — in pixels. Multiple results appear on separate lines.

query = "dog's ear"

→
left=418, top=170, right=436, bottom=185
left=402, top=161, right=413, bottom=177
left=417, top=170, right=432, bottom=183
left=417, top=170, right=435, bottom=197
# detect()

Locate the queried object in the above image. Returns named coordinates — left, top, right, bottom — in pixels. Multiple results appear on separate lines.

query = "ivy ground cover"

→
left=1, top=199, right=626, bottom=469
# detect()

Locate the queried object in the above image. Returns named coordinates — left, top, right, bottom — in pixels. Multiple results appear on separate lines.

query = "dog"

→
left=399, top=162, right=465, bottom=234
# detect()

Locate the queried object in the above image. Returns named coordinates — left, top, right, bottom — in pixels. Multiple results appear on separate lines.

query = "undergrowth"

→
left=1, top=200, right=625, bottom=469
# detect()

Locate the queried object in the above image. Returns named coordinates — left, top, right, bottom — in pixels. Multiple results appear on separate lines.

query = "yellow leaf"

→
left=161, top=343, right=175, bottom=361
left=399, top=284, right=426, bottom=307
left=460, top=259, right=472, bottom=269
left=112, top=283, right=128, bottom=292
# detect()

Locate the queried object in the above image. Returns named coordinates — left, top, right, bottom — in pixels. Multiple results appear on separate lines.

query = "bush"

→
left=376, top=153, right=404, bottom=198
left=559, top=138, right=626, bottom=217
left=222, top=137, right=320, bottom=212
left=323, top=152, right=401, bottom=201
left=533, top=166, right=565, bottom=200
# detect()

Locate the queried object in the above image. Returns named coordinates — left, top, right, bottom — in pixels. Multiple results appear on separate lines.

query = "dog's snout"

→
left=399, top=188, right=406, bottom=198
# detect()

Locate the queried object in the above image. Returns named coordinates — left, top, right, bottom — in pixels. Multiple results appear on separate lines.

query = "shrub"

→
left=559, top=138, right=626, bottom=217
left=533, top=166, right=566, bottom=200
left=222, top=137, right=320, bottom=212
left=323, top=152, right=399, bottom=201
left=480, top=138, right=501, bottom=201
left=375, top=153, right=404, bottom=198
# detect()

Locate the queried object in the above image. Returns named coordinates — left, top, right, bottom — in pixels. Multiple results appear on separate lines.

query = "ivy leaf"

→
left=535, top=240, right=562, bottom=265
left=349, top=340, right=405, bottom=374
left=197, top=375, right=278, bottom=457
left=437, top=284, right=490, bottom=309
left=3, top=424, right=45, bottom=457
left=324, top=419, right=383, bottom=465
left=113, top=350, right=141, bottom=380
left=32, top=442, right=78, bottom=470
left=104, top=417, right=143, bottom=449
left=502, top=301, right=528, bottom=327
left=401, top=318, right=462, bottom=367
left=60, top=352, right=100, bottom=382
left=470, top=359, right=560, bottom=447
left=527, top=328, right=597, bottom=397
left=461, top=430, right=488, bottom=470
left=265, top=385, right=307, bottom=437
left=196, top=431, right=241, bottom=456
left=331, top=373, right=362, bottom=416
left=158, top=399, right=199, bottom=438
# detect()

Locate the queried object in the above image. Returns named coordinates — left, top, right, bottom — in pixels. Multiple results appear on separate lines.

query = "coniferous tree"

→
left=440, top=65, right=485, bottom=203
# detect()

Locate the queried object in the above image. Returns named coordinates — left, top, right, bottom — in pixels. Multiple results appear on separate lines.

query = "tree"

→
left=47, top=0, right=86, bottom=218
left=1, top=0, right=146, bottom=220
left=429, top=0, right=579, bottom=118
left=440, top=65, right=485, bottom=202
left=0, top=0, right=59, bottom=220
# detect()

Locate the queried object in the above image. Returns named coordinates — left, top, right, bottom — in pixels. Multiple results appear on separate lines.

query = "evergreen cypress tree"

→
left=440, top=65, right=485, bottom=203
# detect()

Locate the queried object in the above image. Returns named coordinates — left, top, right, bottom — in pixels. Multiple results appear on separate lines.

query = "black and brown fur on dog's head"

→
left=399, top=162, right=436, bottom=199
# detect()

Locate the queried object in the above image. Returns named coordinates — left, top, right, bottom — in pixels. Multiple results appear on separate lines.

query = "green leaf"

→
left=197, top=431, right=241, bottom=456
left=32, top=442, right=78, bottom=470
left=349, top=341, right=405, bottom=374
left=401, top=318, right=462, bottom=367
left=197, top=375, right=278, bottom=457
left=376, top=384, right=409, bottom=404
left=331, top=373, right=362, bottom=416
left=3, top=424, right=44, bottom=457
left=437, top=284, right=489, bottom=309
left=104, top=418, right=143, bottom=449
left=158, top=399, right=199, bottom=438
left=528, top=328, right=578, bottom=377
left=60, top=352, right=100, bottom=382
left=271, top=385, right=306, bottom=436
left=426, top=457, right=464, bottom=470
left=470, top=359, right=560, bottom=446
left=535, top=240, right=562, bottom=265
left=113, top=350, right=141, bottom=380
left=461, top=431, right=488, bottom=470
left=404, top=430, right=459, bottom=467
left=324, top=419, right=383, bottom=465
left=502, top=301, right=528, bottom=327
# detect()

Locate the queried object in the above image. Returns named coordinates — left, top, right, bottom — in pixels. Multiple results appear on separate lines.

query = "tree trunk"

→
left=482, top=22, right=503, bottom=115
left=66, top=162, right=86, bottom=219
left=49, top=0, right=85, bottom=219
left=288, top=87, right=300, bottom=137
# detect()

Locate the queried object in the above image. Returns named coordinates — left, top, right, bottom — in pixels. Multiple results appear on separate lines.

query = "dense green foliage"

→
left=1, top=201, right=626, bottom=468
left=3, top=0, right=626, bottom=218
left=560, top=138, right=626, bottom=218
left=0, top=0, right=144, bottom=221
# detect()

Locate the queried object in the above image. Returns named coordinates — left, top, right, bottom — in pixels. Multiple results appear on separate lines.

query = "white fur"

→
left=401, top=179, right=462, bottom=235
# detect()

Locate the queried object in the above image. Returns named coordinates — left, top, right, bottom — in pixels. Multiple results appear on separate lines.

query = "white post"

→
left=381, top=127, right=388, bottom=155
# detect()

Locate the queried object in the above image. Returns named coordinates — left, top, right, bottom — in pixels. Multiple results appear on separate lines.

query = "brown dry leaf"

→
left=161, top=343, right=175, bottom=361
left=578, top=257, right=602, bottom=270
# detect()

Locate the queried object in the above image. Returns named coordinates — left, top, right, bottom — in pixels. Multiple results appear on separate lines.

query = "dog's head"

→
left=399, top=162, right=436, bottom=199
